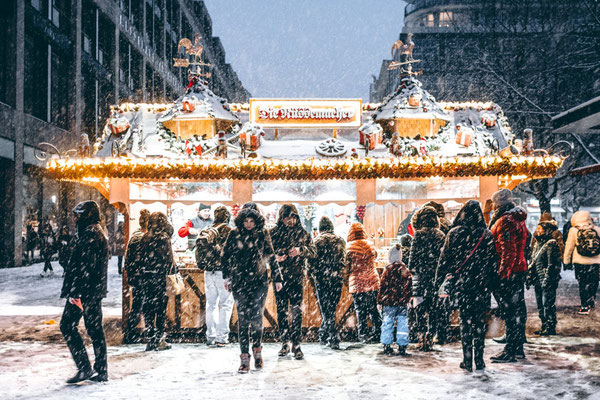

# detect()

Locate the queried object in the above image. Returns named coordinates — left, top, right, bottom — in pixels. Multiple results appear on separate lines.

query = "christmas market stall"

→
left=44, top=70, right=565, bottom=342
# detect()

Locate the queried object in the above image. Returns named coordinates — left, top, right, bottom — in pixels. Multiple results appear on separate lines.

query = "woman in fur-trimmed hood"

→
left=407, top=205, right=446, bottom=351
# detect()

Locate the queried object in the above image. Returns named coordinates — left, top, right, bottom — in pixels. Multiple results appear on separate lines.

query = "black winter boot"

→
left=278, top=342, right=291, bottom=357
left=383, top=344, right=393, bottom=355
left=66, top=369, right=95, bottom=384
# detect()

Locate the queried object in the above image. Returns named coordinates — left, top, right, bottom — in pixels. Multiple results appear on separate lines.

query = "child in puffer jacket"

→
left=378, top=244, right=413, bottom=356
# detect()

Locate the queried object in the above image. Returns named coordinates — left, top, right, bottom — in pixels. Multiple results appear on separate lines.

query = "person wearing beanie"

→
left=345, top=223, right=381, bottom=343
left=407, top=206, right=446, bottom=351
left=398, top=233, right=416, bottom=341
left=309, top=216, right=346, bottom=349
left=527, top=213, right=563, bottom=334
left=436, top=200, right=497, bottom=372
left=563, top=210, right=600, bottom=314
left=488, top=189, right=529, bottom=363
left=378, top=244, right=413, bottom=356
left=399, top=234, right=413, bottom=265
left=202, top=206, right=235, bottom=346
left=270, top=204, right=316, bottom=360
left=60, top=201, right=110, bottom=383
left=123, top=208, right=151, bottom=343
left=177, top=203, right=213, bottom=250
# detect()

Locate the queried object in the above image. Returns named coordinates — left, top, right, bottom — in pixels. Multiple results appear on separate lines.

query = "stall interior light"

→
left=44, top=155, right=564, bottom=181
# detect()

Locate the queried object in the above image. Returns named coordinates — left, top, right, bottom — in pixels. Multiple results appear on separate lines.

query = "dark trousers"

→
left=314, top=278, right=342, bottom=345
left=117, top=255, right=123, bottom=275
left=433, top=297, right=452, bottom=343
left=352, top=291, right=382, bottom=341
left=275, top=282, right=304, bottom=345
left=459, top=302, right=487, bottom=367
left=534, top=283, right=557, bottom=330
left=60, top=298, right=107, bottom=374
left=234, top=284, right=268, bottom=354
left=497, top=278, right=526, bottom=355
left=142, top=277, right=168, bottom=345
left=413, top=298, right=433, bottom=337
left=43, top=256, right=53, bottom=272
left=126, top=285, right=145, bottom=336
left=574, top=264, right=599, bottom=308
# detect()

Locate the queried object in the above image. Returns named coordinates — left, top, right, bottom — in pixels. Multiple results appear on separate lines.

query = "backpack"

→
left=576, top=228, right=600, bottom=258
left=194, top=226, right=223, bottom=270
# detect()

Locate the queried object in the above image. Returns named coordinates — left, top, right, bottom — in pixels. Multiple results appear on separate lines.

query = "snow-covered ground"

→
left=1, top=258, right=600, bottom=399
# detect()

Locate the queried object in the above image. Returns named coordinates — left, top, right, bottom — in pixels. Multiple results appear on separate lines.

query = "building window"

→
left=51, top=4, right=60, bottom=27
left=439, top=11, right=453, bottom=28
left=31, top=0, right=42, bottom=12
left=97, top=48, right=104, bottom=65
left=83, top=34, right=91, bottom=54
left=422, top=13, right=434, bottom=27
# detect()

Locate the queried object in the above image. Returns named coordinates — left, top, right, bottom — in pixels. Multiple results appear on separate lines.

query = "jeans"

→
left=234, top=284, right=268, bottom=354
left=380, top=305, right=409, bottom=346
left=574, top=264, right=599, bottom=308
left=142, top=275, right=168, bottom=345
left=60, top=298, right=107, bottom=374
left=313, top=278, right=342, bottom=345
left=534, top=283, right=557, bottom=330
left=459, top=301, right=487, bottom=366
left=497, top=278, right=526, bottom=355
left=275, top=282, right=304, bottom=345
left=352, top=291, right=382, bottom=341
left=204, top=271, right=235, bottom=343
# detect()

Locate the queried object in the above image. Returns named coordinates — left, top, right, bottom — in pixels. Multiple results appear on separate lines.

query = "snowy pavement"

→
left=1, top=258, right=600, bottom=399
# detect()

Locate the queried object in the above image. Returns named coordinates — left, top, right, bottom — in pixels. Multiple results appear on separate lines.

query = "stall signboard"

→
left=249, top=99, right=362, bottom=128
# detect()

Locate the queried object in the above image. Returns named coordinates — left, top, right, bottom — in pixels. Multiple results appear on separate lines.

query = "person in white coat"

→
left=563, top=211, right=600, bottom=315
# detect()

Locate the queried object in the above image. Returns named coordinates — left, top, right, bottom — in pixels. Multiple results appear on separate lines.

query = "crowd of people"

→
left=56, top=189, right=600, bottom=382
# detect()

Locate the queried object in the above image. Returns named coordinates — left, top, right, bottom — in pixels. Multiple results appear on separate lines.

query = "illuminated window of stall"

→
left=439, top=11, right=453, bottom=27
left=129, top=181, right=233, bottom=202
left=252, top=180, right=356, bottom=202
left=376, top=178, right=479, bottom=200
left=423, top=13, right=434, bottom=27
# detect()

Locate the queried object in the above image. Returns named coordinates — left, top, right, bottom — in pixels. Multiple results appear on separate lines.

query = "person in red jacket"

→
left=177, top=204, right=213, bottom=250
left=488, top=189, right=529, bottom=363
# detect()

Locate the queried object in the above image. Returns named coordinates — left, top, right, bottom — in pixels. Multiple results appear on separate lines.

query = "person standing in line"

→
left=200, top=206, right=235, bottom=347
left=378, top=243, right=413, bottom=356
left=436, top=200, right=497, bottom=372
left=527, top=213, right=563, bottom=335
left=407, top=206, right=446, bottom=351
left=39, top=222, right=56, bottom=277
left=123, top=209, right=150, bottom=343
left=563, top=210, right=600, bottom=315
left=114, top=221, right=125, bottom=275
left=139, top=212, right=175, bottom=352
left=488, top=189, right=529, bottom=363
left=345, top=223, right=382, bottom=344
left=309, top=216, right=346, bottom=350
left=270, top=204, right=316, bottom=360
left=58, top=226, right=73, bottom=276
left=26, top=221, right=38, bottom=265
left=59, top=201, right=109, bottom=383
left=222, top=203, right=283, bottom=373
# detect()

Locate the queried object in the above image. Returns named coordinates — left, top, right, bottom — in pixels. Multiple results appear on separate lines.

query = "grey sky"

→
left=203, top=1, right=406, bottom=101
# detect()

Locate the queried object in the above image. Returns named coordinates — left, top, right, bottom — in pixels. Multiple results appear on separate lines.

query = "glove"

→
left=563, top=263, right=573, bottom=271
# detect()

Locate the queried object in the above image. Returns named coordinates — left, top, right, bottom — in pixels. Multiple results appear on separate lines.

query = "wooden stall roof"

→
left=45, top=155, right=563, bottom=181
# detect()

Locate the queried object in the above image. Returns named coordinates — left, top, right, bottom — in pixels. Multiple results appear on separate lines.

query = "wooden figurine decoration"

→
left=388, top=33, right=420, bottom=75
left=390, top=132, right=402, bottom=156
left=522, top=128, right=534, bottom=155
left=78, top=133, right=90, bottom=157
left=216, top=130, right=227, bottom=159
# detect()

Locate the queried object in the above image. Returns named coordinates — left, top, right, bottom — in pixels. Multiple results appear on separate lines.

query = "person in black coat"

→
left=39, top=222, right=55, bottom=276
left=123, top=209, right=150, bottom=343
left=309, top=216, right=346, bottom=350
left=407, top=206, right=446, bottom=351
left=270, top=204, right=317, bottom=360
left=436, top=200, right=497, bottom=372
left=139, top=211, right=174, bottom=352
left=58, top=226, right=73, bottom=276
left=527, top=216, right=562, bottom=335
left=222, top=203, right=283, bottom=373
left=59, top=201, right=109, bottom=383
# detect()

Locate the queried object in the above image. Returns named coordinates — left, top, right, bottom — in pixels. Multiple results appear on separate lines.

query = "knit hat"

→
left=213, top=206, right=231, bottom=225
left=539, top=212, right=554, bottom=223
left=399, top=234, right=413, bottom=248
left=491, top=189, right=513, bottom=207
left=198, top=203, right=211, bottom=211
left=388, top=243, right=402, bottom=264
left=318, top=216, right=335, bottom=233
